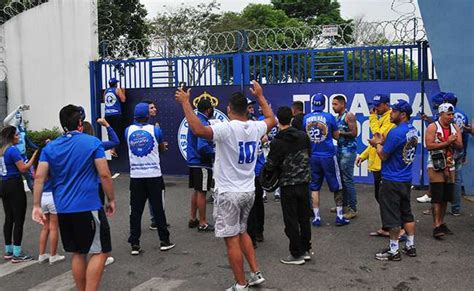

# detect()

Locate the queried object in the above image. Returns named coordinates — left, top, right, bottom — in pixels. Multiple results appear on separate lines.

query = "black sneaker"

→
left=11, top=254, right=33, bottom=263
left=274, top=195, right=280, bottom=202
left=375, top=248, right=401, bottom=261
left=131, top=245, right=141, bottom=255
left=401, top=245, right=417, bottom=257
left=160, top=241, right=176, bottom=251
left=440, top=223, right=453, bottom=235
left=188, top=219, right=199, bottom=228
left=197, top=224, right=214, bottom=232
left=149, top=222, right=157, bottom=230
left=255, top=233, right=264, bottom=242
left=433, top=226, right=445, bottom=239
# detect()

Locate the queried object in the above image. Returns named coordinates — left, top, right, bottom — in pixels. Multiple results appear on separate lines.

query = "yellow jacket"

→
left=359, top=110, right=396, bottom=172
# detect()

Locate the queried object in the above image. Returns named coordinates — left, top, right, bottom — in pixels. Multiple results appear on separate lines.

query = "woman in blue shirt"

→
left=0, top=126, right=38, bottom=262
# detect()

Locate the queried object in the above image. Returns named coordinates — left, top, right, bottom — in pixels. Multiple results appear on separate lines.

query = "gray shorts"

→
left=213, top=190, right=255, bottom=238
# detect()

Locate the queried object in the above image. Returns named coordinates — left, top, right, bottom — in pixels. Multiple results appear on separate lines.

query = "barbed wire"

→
left=99, top=18, right=426, bottom=60
left=0, top=0, right=49, bottom=24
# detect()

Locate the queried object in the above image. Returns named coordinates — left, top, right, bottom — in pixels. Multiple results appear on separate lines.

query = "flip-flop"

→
left=369, top=230, right=390, bottom=237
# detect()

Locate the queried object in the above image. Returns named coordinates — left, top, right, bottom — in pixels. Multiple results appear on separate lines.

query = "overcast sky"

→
left=140, top=0, right=421, bottom=21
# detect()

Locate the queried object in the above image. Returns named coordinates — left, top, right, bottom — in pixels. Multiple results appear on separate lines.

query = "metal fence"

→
left=93, top=42, right=435, bottom=91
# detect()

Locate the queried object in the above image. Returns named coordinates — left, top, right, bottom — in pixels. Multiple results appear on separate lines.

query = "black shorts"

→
left=189, top=167, right=213, bottom=192
left=104, top=114, right=123, bottom=142
left=379, top=179, right=414, bottom=229
left=430, top=182, right=454, bottom=204
left=58, top=209, right=111, bottom=254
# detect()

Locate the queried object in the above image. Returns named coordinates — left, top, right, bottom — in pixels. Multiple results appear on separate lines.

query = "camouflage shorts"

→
left=213, top=190, right=255, bottom=238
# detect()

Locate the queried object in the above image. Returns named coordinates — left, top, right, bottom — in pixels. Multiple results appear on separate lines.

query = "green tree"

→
left=271, top=0, right=347, bottom=25
left=98, top=0, right=150, bottom=58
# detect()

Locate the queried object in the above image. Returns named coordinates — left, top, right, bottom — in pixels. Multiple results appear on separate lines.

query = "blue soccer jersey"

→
left=381, top=122, right=418, bottom=182
left=40, top=131, right=105, bottom=213
left=303, top=111, right=338, bottom=157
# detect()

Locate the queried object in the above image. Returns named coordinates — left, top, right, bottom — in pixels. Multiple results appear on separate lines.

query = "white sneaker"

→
left=105, top=256, right=115, bottom=266
left=38, top=253, right=50, bottom=264
left=49, top=254, right=65, bottom=265
left=416, top=194, right=431, bottom=203
left=248, top=271, right=265, bottom=286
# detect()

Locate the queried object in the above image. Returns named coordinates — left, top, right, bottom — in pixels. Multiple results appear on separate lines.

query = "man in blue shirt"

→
left=303, top=93, right=348, bottom=227
left=126, top=103, right=175, bottom=255
left=32, top=105, right=115, bottom=290
left=187, top=98, right=215, bottom=232
left=103, top=78, right=126, bottom=157
left=332, top=95, right=358, bottom=219
left=370, top=100, right=418, bottom=261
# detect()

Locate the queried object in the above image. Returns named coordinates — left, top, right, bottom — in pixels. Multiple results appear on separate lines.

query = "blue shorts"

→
left=310, top=156, right=342, bottom=192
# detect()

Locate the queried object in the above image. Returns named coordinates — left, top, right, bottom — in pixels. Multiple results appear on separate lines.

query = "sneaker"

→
left=330, top=207, right=337, bottom=213
left=312, top=218, right=321, bottom=227
left=274, top=195, right=280, bottom=202
left=449, top=210, right=461, bottom=217
left=335, top=216, right=350, bottom=226
left=263, top=195, right=267, bottom=203
left=423, top=209, right=432, bottom=215
left=11, top=254, right=33, bottom=263
left=255, top=233, right=264, bottom=242
left=131, top=245, right=141, bottom=255
left=280, top=254, right=305, bottom=265
left=248, top=271, right=265, bottom=286
left=440, top=223, right=453, bottom=235
left=302, top=250, right=312, bottom=261
left=160, top=241, right=176, bottom=251
left=433, top=226, right=445, bottom=239
left=197, top=224, right=215, bottom=232
left=375, top=248, right=401, bottom=261
left=188, top=218, right=199, bottom=228
left=416, top=194, right=431, bottom=203
left=38, top=253, right=50, bottom=264
left=149, top=222, right=158, bottom=230
left=4, top=252, right=13, bottom=260
left=225, top=283, right=249, bottom=291
left=105, top=256, right=115, bottom=266
left=49, top=254, right=65, bottom=265
left=343, top=209, right=358, bottom=219
left=401, top=245, right=417, bottom=257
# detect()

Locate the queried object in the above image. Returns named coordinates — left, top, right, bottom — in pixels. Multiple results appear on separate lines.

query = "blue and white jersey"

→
left=303, top=111, right=338, bottom=158
left=104, top=87, right=122, bottom=116
left=381, top=122, right=418, bottom=183
left=126, top=123, right=163, bottom=178
left=210, top=120, right=267, bottom=193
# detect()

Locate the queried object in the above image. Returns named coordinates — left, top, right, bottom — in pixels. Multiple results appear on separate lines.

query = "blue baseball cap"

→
left=311, top=93, right=326, bottom=112
left=134, top=102, right=149, bottom=118
left=443, top=92, right=457, bottom=105
left=391, top=99, right=412, bottom=116
left=430, top=92, right=445, bottom=109
left=109, top=78, right=119, bottom=84
left=369, top=94, right=390, bottom=106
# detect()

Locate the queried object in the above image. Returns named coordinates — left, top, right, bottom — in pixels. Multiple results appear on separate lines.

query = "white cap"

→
left=438, top=102, right=454, bottom=113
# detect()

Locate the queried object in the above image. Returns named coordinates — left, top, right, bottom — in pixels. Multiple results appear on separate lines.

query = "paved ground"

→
left=1, top=175, right=474, bottom=290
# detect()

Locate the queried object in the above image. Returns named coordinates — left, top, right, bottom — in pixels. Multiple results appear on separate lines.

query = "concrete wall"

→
left=417, top=0, right=474, bottom=193
left=3, top=0, right=98, bottom=130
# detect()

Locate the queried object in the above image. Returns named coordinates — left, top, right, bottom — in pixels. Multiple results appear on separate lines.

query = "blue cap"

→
left=443, top=92, right=457, bottom=105
left=311, top=93, right=326, bottom=112
left=109, top=78, right=119, bottom=84
left=391, top=99, right=412, bottom=116
left=134, top=102, right=149, bottom=118
left=430, top=92, right=445, bottom=109
left=370, top=94, right=390, bottom=106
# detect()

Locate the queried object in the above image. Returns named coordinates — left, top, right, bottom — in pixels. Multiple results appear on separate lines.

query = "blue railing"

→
left=94, top=43, right=434, bottom=90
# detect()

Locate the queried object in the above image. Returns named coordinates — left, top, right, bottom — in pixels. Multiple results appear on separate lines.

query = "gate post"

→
left=89, top=60, right=103, bottom=139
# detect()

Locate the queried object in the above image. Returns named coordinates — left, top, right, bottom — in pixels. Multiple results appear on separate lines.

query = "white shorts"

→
left=41, top=192, right=57, bottom=215
left=213, top=190, right=255, bottom=238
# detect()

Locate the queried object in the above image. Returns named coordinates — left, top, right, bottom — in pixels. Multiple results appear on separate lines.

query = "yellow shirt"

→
left=359, top=110, right=396, bottom=172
